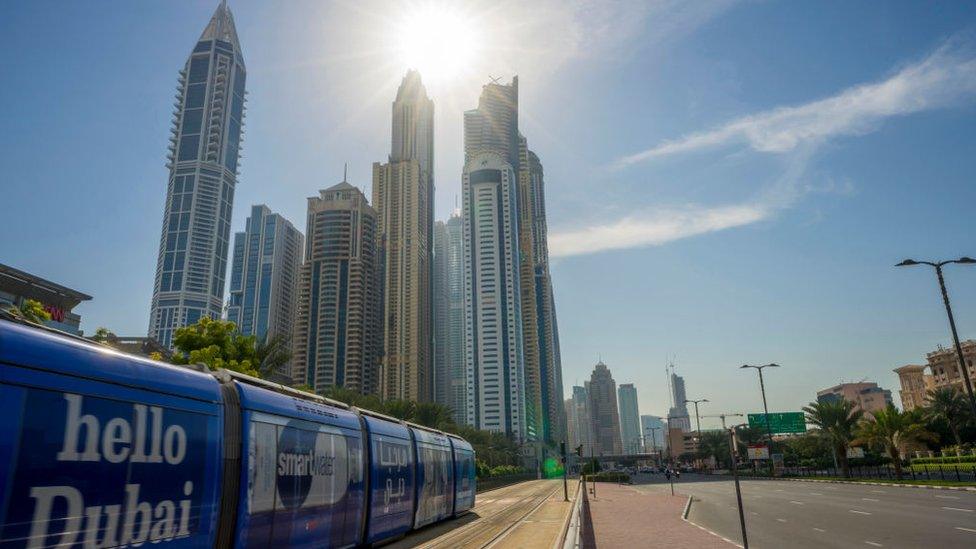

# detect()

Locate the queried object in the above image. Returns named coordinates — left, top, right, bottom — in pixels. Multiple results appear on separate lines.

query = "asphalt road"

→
left=630, top=473, right=976, bottom=548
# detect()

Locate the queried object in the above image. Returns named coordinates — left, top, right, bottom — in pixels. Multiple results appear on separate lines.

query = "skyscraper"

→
left=461, top=76, right=565, bottom=444
left=516, top=136, right=543, bottom=443
left=462, top=152, right=525, bottom=438
left=227, top=205, right=303, bottom=346
left=433, top=220, right=449, bottom=406
left=464, top=76, right=519, bottom=166
left=374, top=71, right=434, bottom=402
left=668, top=372, right=692, bottom=432
left=567, top=385, right=592, bottom=453
left=433, top=213, right=466, bottom=423
left=617, top=383, right=641, bottom=454
left=523, top=144, right=565, bottom=445
left=588, top=361, right=623, bottom=455
left=148, top=1, right=246, bottom=348
left=292, top=181, right=380, bottom=395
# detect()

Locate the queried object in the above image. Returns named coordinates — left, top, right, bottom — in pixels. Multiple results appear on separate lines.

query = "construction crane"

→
left=701, top=413, right=745, bottom=430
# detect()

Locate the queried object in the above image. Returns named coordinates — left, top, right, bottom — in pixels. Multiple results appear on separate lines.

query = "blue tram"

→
left=0, top=317, right=476, bottom=547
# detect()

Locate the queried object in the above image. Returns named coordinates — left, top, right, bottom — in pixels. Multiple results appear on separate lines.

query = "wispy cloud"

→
left=551, top=148, right=815, bottom=257
left=549, top=202, right=769, bottom=258
left=613, top=38, right=976, bottom=168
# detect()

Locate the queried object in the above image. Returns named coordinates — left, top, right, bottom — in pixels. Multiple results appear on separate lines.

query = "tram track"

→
left=394, top=480, right=561, bottom=549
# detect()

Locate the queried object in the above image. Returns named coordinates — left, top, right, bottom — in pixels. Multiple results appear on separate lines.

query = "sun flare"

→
left=394, top=5, right=481, bottom=86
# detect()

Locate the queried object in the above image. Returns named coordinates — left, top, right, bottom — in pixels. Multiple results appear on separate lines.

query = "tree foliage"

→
left=803, top=400, right=863, bottom=478
left=856, top=405, right=934, bottom=479
left=924, top=387, right=970, bottom=450
left=5, top=299, right=52, bottom=324
left=169, top=317, right=260, bottom=377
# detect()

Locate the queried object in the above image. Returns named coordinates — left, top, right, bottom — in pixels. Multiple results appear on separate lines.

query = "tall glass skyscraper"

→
left=226, top=205, right=303, bottom=344
left=148, top=1, right=245, bottom=348
left=433, top=212, right=466, bottom=424
left=617, top=383, right=641, bottom=454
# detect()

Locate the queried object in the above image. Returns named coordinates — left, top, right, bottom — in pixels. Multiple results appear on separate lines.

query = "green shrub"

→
left=587, top=472, right=630, bottom=483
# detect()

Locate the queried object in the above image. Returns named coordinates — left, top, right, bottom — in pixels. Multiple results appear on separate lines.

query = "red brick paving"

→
left=581, top=482, right=735, bottom=548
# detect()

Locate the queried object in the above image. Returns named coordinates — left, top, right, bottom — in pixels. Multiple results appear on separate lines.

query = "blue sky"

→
left=2, top=1, right=975, bottom=428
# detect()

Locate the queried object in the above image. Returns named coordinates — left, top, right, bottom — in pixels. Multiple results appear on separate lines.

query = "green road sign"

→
left=747, top=412, right=806, bottom=434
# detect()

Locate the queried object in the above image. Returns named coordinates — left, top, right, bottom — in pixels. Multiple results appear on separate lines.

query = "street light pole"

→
left=897, top=258, right=976, bottom=419
left=729, top=424, right=749, bottom=549
left=741, top=364, right=780, bottom=473
left=685, top=398, right=709, bottom=453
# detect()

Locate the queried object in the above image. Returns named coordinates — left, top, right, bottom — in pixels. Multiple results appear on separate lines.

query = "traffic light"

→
left=560, top=442, right=566, bottom=456
left=575, top=445, right=583, bottom=457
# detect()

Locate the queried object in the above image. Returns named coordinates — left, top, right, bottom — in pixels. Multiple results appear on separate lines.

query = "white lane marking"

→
left=776, top=518, right=787, bottom=523
left=750, top=511, right=759, bottom=516
left=862, top=498, right=880, bottom=502
left=813, top=527, right=826, bottom=533
left=870, top=490, right=886, bottom=494
left=850, top=510, right=872, bottom=515
left=809, top=492, right=823, bottom=496
left=789, top=501, right=805, bottom=505
left=826, top=487, right=839, bottom=490
left=775, top=489, right=784, bottom=492
left=937, top=495, right=960, bottom=500
left=956, top=527, right=976, bottom=533
left=865, top=542, right=883, bottom=547
left=942, top=507, right=974, bottom=513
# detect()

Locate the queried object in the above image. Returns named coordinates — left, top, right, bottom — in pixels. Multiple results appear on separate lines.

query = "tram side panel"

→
left=362, top=415, right=416, bottom=545
left=449, top=436, right=476, bottom=515
left=233, top=382, right=365, bottom=549
left=411, top=428, right=455, bottom=529
left=0, top=321, right=224, bottom=548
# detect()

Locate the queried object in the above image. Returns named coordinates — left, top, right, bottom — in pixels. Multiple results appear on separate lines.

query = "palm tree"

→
left=856, top=405, right=934, bottom=479
left=697, top=430, right=730, bottom=469
left=413, top=402, right=456, bottom=431
left=924, top=387, right=970, bottom=451
left=254, top=333, right=293, bottom=379
left=803, top=400, right=863, bottom=478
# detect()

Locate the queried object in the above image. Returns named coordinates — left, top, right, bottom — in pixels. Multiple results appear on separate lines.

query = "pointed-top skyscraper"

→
left=374, top=71, right=435, bottom=402
left=148, top=1, right=246, bottom=348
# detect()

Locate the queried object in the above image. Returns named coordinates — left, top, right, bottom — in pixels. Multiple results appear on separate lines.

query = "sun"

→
left=394, top=5, right=481, bottom=86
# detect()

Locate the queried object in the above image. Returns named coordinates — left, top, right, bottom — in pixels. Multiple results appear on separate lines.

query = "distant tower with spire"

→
left=148, top=1, right=246, bottom=348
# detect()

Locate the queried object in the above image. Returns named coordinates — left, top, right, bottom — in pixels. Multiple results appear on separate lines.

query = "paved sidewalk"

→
left=581, top=482, right=734, bottom=548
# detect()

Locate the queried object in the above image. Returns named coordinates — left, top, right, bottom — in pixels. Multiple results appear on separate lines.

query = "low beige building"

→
left=893, top=340, right=976, bottom=411
left=667, top=427, right=698, bottom=459
left=816, top=382, right=893, bottom=415
left=927, top=340, right=976, bottom=395
left=893, top=364, right=934, bottom=411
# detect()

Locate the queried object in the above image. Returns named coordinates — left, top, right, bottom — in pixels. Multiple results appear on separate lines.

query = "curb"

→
left=682, top=496, right=692, bottom=519
left=774, top=477, right=976, bottom=492
left=556, top=479, right=583, bottom=549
